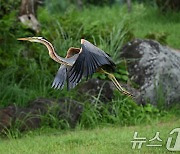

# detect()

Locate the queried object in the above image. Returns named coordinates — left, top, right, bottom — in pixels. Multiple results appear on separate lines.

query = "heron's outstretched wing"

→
left=52, top=48, right=81, bottom=90
left=69, top=39, right=115, bottom=83
left=52, top=65, right=67, bottom=90
left=52, top=64, right=79, bottom=90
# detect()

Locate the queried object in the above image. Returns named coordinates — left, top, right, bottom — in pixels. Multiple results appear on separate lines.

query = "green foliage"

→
left=39, top=6, right=133, bottom=43
left=0, top=11, right=33, bottom=70
left=129, top=4, right=180, bottom=48
left=79, top=91, right=165, bottom=128
left=41, top=111, right=71, bottom=130
left=0, top=0, right=21, bottom=18
left=114, top=61, right=129, bottom=82
left=1, top=113, right=35, bottom=139
left=145, top=32, right=168, bottom=45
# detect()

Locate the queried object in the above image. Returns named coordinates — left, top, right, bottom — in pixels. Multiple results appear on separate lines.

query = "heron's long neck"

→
left=39, top=39, right=70, bottom=66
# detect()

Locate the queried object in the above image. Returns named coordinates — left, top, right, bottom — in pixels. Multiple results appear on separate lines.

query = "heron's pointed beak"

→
left=17, top=38, right=30, bottom=41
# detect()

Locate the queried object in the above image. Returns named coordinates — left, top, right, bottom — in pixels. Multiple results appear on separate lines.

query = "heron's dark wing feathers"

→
left=69, top=39, right=115, bottom=83
left=52, top=64, right=80, bottom=90
left=52, top=40, right=115, bottom=91
left=52, top=65, right=67, bottom=90
left=67, top=69, right=80, bottom=90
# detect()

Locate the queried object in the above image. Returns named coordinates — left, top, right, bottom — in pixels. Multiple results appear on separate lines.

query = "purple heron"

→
left=18, top=37, right=133, bottom=97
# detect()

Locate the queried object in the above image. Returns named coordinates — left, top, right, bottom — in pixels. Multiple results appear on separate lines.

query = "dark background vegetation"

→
left=0, top=0, right=179, bottom=132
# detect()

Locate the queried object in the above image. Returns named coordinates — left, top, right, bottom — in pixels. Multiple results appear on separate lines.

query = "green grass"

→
left=0, top=118, right=179, bottom=154
left=130, top=4, right=180, bottom=48
left=44, top=4, right=180, bottom=48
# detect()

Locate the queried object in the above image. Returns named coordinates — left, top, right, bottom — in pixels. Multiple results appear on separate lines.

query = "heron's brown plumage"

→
left=66, top=47, right=80, bottom=58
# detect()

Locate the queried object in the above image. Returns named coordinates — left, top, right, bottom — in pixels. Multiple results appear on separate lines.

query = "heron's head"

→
left=17, top=37, right=43, bottom=43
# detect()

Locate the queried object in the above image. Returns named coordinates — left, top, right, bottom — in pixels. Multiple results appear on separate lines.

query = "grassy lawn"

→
left=0, top=118, right=179, bottom=154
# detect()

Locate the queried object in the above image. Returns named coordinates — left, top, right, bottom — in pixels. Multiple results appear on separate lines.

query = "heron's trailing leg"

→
left=100, top=69, right=133, bottom=97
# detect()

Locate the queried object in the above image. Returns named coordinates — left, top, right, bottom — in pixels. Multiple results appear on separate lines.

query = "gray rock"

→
left=0, top=105, right=16, bottom=133
left=0, top=98, right=83, bottom=134
left=121, top=39, right=180, bottom=106
left=27, top=98, right=83, bottom=128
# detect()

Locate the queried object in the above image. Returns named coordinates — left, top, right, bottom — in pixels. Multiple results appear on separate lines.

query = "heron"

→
left=18, top=37, right=133, bottom=97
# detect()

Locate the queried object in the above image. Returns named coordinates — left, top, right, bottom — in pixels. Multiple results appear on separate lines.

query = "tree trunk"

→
left=77, top=0, right=83, bottom=9
left=127, top=0, right=132, bottom=13
left=19, top=0, right=43, bottom=33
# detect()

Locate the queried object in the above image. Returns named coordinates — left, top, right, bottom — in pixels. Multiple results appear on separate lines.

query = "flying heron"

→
left=18, top=37, right=133, bottom=97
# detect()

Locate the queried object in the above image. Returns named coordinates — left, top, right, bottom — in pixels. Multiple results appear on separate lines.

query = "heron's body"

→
left=18, top=37, right=133, bottom=97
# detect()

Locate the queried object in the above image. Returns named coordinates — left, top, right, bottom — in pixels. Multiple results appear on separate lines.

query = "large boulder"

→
left=121, top=39, right=180, bottom=106
left=78, top=78, right=114, bottom=102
